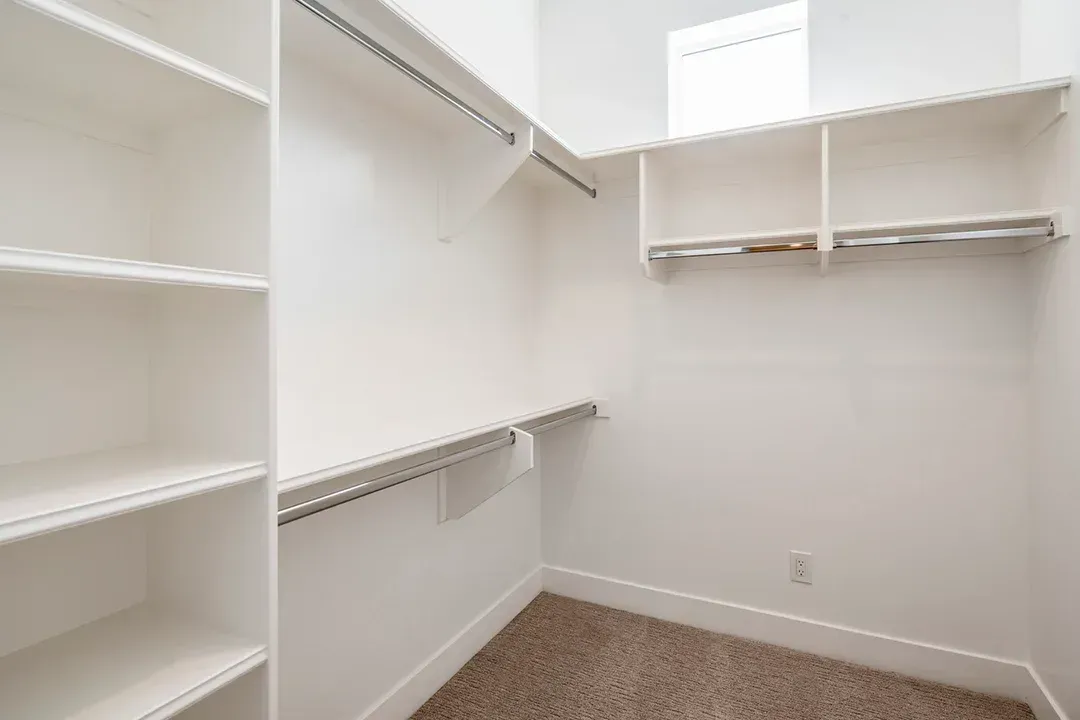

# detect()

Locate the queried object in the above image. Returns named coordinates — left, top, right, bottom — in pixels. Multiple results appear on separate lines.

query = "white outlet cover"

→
left=790, top=550, right=812, bottom=584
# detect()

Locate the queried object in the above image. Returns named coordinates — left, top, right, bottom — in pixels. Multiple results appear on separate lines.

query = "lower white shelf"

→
left=0, top=445, right=266, bottom=544
left=0, top=247, right=269, bottom=292
left=0, top=604, right=267, bottom=720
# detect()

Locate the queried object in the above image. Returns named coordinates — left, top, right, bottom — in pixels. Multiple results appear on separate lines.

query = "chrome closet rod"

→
left=278, top=403, right=599, bottom=525
left=292, top=0, right=513, bottom=144
left=292, top=0, right=597, bottom=199
left=650, top=241, right=816, bottom=260
left=650, top=225, right=1054, bottom=260
left=522, top=404, right=598, bottom=434
left=832, top=225, right=1053, bottom=248
left=279, top=433, right=516, bottom=525
left=529, top=150, right=598, bottom=199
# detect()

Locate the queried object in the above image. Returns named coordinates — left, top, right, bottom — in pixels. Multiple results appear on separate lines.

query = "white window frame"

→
left=668, top=1, right=809, bottom=137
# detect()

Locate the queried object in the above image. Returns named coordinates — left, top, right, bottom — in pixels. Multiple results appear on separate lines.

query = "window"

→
left=668, top=1, right=809, bottom=137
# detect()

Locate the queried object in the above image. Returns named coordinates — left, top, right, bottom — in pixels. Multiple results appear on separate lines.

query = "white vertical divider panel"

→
left=638, top=152, right=667, bottom=283
left=268, top=2, right=282, bottom=720
left=438, top=125, right=533, bottom=240
left=147, top=481, right=270, bottom=650
left=437, top=427, right=535, bottom=521
left=819, top=123, right=833, bottom=275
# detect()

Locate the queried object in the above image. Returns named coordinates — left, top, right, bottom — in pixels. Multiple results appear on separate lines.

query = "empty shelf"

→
left=279, top=398, right=601, bottom=494
left=0, top=0, right=267, bottom=132
left=0, top=604, right=267, bottom=720
left=0, top=247, right=269, bottom=291
left=0, top=446, right=265, bottom=544
left=833, top=209, right=1062, bottom=240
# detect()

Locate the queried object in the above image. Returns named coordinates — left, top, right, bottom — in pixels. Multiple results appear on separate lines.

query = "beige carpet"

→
left=412, top=592, right=1034, bottom=720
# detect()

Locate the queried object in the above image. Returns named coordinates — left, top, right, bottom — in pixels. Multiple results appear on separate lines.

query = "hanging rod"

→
left=650, top=240, right=816, bottom=260
left=278, top=403, right=599, bottom=525
left=292, top=0, right=597, bottom=199
left=833, top=224, right=1053, bottom=248
left=650, top=224, right=1055, bottom=260
left=529, top=150, right=598, bottom=199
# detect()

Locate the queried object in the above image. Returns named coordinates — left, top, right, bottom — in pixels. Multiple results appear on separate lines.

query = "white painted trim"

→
left=0, top=247, right=269, bottom=291
left=358, top=568, right=543, bottom=720
left=12, top=0, right=269, bottom=106
left=542, top=566, right=1050, bottom=709
left=1027, top=666, right=1069, bottom=720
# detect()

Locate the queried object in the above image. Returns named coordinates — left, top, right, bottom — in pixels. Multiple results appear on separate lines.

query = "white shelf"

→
left=0, top=604, right=267, bottom=720
left=279, top=397, right=602, bottom=494
left=586, top=77, right=1071, bottom=180
left=283, top=0, right=593, bottom=194
left=0, top=446, right=265, bottom=544
left=0, top=247, right=269, bottom=292
left=0, top=0, right=268, bottom=131
left=651, top=227, right=820, bottom=250
left=833, top=209, right=1063, bottom=239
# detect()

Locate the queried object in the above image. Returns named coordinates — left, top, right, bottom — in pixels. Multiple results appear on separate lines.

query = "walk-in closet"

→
left=1, top=0, right=1078, bottom=719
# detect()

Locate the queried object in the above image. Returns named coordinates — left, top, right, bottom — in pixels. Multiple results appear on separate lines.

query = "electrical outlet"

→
left=790, top=551, right=812, bottom=584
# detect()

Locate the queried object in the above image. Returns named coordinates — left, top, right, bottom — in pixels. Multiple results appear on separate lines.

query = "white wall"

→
left=538, top=0, right=1020, bottom=151
left=275, top=53, right=543, bottom=720
left=1020, top=0, right=1072, bottom=81
left=390, top=0, right=540, bottom=114
left=1027, top=3, right=1079, bottom=714
left=535, top=185, right=1030, bottom=661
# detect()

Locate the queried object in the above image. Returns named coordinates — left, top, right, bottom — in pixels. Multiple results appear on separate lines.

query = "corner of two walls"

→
left=1023, top=10, right=1080, bottom=717
left=533, top=184, right=1033, bottom=682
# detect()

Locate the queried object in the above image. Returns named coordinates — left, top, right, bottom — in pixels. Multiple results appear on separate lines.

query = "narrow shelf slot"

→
left=0, top=604, right=267, bottom=720
left=0, top=247, right=269, bottom=291
left=0, top=446, right=265, bottom=544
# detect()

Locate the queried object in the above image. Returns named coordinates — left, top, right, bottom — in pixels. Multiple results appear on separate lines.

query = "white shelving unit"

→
left=0, top=0, right=273, bottom=716
left=594, top=78, right=1072, bottom=279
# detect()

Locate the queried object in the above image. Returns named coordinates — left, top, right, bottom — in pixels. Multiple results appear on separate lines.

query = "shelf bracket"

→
left=1020, top=87, right=1069, bottom=147
left=437, top=427, right=534, bottom=521
left=438, top=125, right=533, bottom=241
left=639, top=153, right=668, bottom=283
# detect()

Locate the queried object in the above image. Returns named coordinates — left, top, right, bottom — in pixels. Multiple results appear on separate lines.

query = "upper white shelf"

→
left=833, top=209, right=1064, bottom=240
left=284, top=0, right=592, bottom=194
left=651, top=227, right=820, bottom=251
left=0, top=0, right=268, bottom=131
left=0, top=247, right=269, bottom=292
left=0, top=445, right=265, bottom=545
left=279, top=397, right=604, bottom=494
left=0, top=603, right=266, bottom=720
left=586, top=77, right=1071, bottom=180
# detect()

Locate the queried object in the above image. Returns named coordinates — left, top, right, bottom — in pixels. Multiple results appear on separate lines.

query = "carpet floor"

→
left=412, top=592, right=1034, bottom=720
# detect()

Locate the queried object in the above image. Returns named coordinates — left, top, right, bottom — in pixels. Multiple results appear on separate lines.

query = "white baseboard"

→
left=543, top=566, right=1058, bottom=719
left=359, top=567, right=543, bottom=720
left=1028, top=666, right=1070, bottom=720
